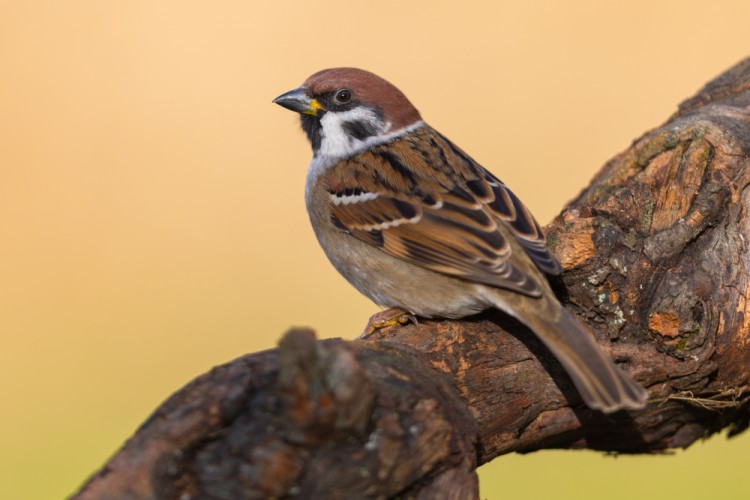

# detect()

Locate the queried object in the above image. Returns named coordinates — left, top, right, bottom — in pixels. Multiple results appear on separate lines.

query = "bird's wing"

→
left=470, top=166, right=563, bottom=277
left=324, top=126, right=561, bottom=296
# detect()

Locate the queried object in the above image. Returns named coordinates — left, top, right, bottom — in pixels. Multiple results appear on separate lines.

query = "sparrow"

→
left=273, top=67, right=647, bottom=413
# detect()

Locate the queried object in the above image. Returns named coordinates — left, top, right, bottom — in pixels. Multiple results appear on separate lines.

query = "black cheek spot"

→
left=342, top=120, right=377, bottom=141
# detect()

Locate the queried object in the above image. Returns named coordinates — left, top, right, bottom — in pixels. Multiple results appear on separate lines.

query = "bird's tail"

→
left=488, top=292, right=648, bottom=413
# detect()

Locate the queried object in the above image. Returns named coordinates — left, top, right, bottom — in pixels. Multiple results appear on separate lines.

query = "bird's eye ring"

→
left=334, top=89, right=352, bottom=104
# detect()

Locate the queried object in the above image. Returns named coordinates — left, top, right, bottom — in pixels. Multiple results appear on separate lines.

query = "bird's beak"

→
left=272, top=87, right=323, bottom=116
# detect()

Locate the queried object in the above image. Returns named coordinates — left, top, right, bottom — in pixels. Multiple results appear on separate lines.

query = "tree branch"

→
left=74, top=58, right=750, bottom=500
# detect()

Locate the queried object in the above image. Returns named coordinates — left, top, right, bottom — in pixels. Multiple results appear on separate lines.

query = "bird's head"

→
left=273, top=68, right=422, bottom=159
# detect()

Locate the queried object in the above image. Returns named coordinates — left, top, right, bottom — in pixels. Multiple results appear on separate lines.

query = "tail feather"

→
left=541, top=305, right=647, bottom=412
left=491, top=293, right=648, bottom=413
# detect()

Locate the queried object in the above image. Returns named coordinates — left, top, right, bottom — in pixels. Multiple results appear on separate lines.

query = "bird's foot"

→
left=360, top=307, right=418, bottom=338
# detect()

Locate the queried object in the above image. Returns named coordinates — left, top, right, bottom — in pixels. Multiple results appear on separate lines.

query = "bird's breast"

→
left=305, top=173, right=488, bottom=318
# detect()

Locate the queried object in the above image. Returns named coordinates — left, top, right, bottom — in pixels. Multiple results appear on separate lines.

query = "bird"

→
left=273, top=67, right=648, bottom=413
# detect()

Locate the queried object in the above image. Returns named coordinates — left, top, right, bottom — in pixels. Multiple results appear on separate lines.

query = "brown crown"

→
left=304, top=68, right=422, bottom=130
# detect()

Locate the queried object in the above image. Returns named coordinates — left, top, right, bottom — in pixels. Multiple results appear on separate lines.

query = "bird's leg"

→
left=360, top=307, right=418, bottom=338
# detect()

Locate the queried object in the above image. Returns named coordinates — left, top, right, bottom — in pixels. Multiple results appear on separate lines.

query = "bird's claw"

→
left=360, top=308, right=418, bottom=338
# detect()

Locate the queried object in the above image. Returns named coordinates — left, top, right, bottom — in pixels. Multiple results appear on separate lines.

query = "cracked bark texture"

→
left=74, top=58, right=750, bottom=499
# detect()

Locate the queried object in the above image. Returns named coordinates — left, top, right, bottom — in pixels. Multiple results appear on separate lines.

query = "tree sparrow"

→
left=274, top=68, right=647, bottom=413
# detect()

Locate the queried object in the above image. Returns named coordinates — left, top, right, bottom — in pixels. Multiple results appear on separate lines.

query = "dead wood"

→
left=74, top=58, right=750, bottom=500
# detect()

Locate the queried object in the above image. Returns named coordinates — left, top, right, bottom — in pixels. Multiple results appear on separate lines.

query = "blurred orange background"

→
left=2, top=1, right=749, bottom=498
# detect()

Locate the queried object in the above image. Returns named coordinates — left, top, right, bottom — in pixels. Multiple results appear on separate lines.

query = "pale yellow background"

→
left=2, top=1, right=749, bottom=498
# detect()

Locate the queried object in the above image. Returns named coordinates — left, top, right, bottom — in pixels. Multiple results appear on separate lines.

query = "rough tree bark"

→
left=75, top=58, right=750, bottom=500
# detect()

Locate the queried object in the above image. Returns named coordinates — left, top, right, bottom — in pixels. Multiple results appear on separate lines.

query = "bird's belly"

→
left=320, top=230, right=490, bottom=318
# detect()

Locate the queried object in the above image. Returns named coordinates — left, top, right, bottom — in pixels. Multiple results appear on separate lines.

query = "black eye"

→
left=334, top=89, right=352, bottom=104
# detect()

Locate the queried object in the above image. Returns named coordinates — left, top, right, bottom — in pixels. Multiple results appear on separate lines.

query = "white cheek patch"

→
left=318, top=108, right=387, bottom=159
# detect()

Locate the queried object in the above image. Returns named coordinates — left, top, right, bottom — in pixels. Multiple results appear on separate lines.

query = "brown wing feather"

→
left=432, top=130, right=563, bottom=276
left=326, top=125, right=560, bottom=296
